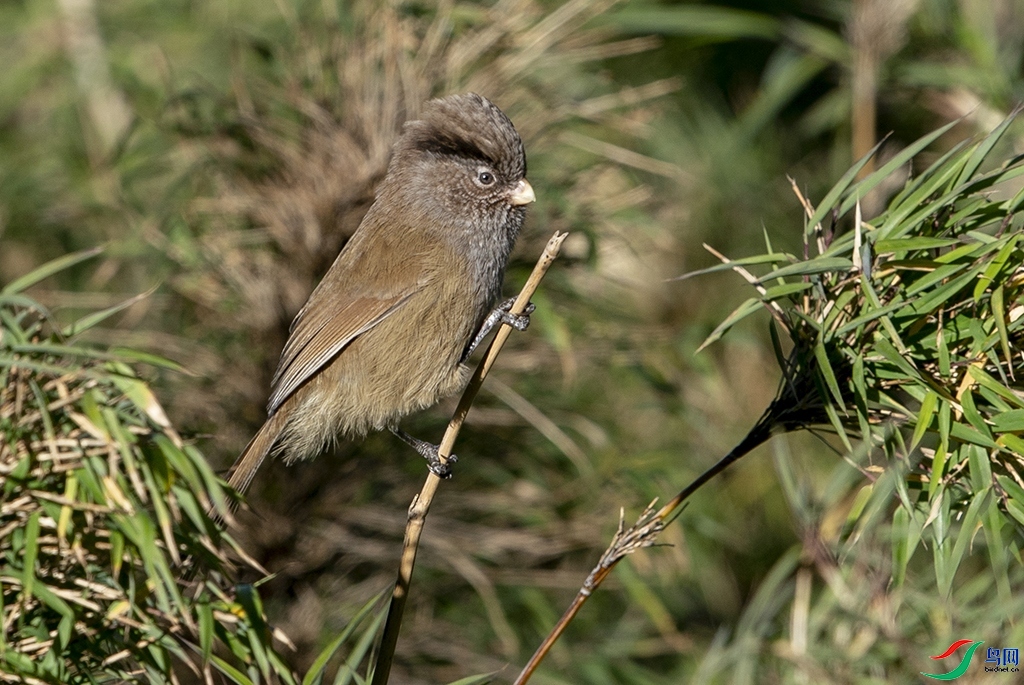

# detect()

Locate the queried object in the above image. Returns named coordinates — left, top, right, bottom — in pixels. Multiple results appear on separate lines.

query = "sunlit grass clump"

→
left=675, top=116, right=1024, bottom=680
left=0, top=251, right=296, bottom=684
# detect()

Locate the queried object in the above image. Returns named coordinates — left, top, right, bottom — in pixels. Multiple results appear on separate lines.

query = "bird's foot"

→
left=391, top=428, right=457, bottom=479
left=496, top=296, right=535, bottom=331
left=464, top=297, right=535, bottom=359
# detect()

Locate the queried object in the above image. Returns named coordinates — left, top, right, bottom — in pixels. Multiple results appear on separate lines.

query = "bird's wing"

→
left=266, top=287, right=421, bottom=414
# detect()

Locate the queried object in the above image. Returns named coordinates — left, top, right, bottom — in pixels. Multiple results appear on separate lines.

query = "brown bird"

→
left=226, top=93, right=535, bottom=498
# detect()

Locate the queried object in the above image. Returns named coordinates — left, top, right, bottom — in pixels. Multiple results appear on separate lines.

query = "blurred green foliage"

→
left=2, top=0, right=1024, bottom=683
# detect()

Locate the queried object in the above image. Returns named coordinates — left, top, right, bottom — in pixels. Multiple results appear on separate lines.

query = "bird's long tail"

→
left=226, top=410, right=288, bottom=504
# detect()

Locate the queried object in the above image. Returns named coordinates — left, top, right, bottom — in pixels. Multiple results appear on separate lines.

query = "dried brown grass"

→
left=144, top=0, right=676, bottom=677
left=155, top=0, right=673, bottom=464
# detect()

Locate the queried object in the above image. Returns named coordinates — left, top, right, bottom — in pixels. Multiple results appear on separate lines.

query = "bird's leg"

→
left=391, top=428, right=458, bottom=478
left=463, top=297, right=535, bottom=360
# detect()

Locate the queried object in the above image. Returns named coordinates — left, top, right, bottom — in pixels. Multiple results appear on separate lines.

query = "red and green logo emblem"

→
left=921, top=640, right=984, bottom=680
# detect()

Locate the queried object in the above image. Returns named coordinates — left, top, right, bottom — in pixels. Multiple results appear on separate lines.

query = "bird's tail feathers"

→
left=226, top=411, right=288, bottom=505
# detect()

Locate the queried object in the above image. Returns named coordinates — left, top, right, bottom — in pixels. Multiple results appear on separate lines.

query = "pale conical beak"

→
left=508, top=179, right=536, bottom=206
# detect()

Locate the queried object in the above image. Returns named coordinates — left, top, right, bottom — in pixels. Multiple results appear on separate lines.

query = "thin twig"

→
left=702, top=243, right=789, bottom=329
left=370, top=231, right=568, bottom=685
left=512, top=409, right=776, bottom=685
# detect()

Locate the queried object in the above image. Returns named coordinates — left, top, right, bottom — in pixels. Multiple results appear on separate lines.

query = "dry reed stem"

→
left=371, top=231, right=568, bottom=685
left=513, top=410, right=776, bottom=685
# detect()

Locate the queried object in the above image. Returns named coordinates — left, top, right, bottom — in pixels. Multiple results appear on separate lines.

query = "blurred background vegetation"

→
left=2, top=0, right=1024, bottom=682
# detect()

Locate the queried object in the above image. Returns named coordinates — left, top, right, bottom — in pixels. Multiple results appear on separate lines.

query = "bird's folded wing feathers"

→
left=267, top=289, right=420, bottom=414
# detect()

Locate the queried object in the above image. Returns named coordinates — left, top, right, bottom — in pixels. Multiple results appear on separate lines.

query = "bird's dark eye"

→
left=476, top=170, right=495, bottom=186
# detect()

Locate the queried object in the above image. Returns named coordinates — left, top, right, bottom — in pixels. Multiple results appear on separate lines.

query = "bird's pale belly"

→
left=275, top=298, right=478, bottom=463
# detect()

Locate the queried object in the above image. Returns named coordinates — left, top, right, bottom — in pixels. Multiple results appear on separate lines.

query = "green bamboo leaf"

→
left=29, top=582, right=75, bottom=649
left=934, top=241, right=993, bottom=266
left=136, top=453, right=180, bottom=566
left=960, top=391, right=992, bottom=442
left=237, top=584, right=278, bottom=683
left=888, top=138, right=970, bottom=209
left=911, top=391, right=938, bottom=452
left=997, top=434, right=1024, bottom=457
left=982, top=497, right=1012, bottom=610
left=1003, top=178, right=1024, bottom=216
left=904, top=263, right=968, bottom=296
left=937, top=330, right=951, bottom=379
left=834, top=297, right=912, bottom=336
left=997, top=475, right=1024, bottom=524
left=245, top=617, right=273, bottom=681
left=155, top=439, right=205, bottom=500
left=950, top=421, right=998, bottom=448
left=931, top=490, right=952, bottom=591
left=928, top=433, right=949, bottom=497
left=823, top=396, right=853, bottom=452
left=671, top=253, right=794, bottom=282
left=970, top=366, right=1024, bottom=409
left=990, top=285, right=1013, bottom=368
left=28, top=379, right=56, bottom=444
left=954, top=113, right=1018, bottom=188
left=768, top=320, right=788, bottom=372
left=805, top=143, right=886, bottom=234
left=758, top=257, right=852, bottom=281
left=972, top=236, right=1017, bottom=301
left=762, top=281, right=814, bottom=299
left=956, top=157, right=1024, bottom=196
left=110, top=347, right=188, bottom=373
left=111, top=373, right=176, bottom=433
left=991, top=409, right=1024, bottom=433
left=1005, top=500, right=1024, bottom=527
left=878, top=157, right=971, bottom=240
left=209, top=654, right=257, bottom=685
left=333, top=607, right=387, bottom=685
left=948, top=197, right=988, bottom=228
left=302, top=593, right=384, bottom=685
left=845, top=483, right=874, bottom=529
left=823, top=289, right=857, bottom=332
left=61, top=288, right=155, bottom=338
left=850, top=353, right=873, bottom=441
left=813, top=339, right=844, bottom=407
left=840, top=118, right=962, bottom=216
left=943, top=488, right=989, bottom=597
left=891, top=503, right=923, bottom=589
left=173, top=486, right=212, bottom=537
left=182, top=443, right=233, bottom=517
left=1, top=246, right=104, bottom=295
left=696, top=297, right=763, bottom=352
left=1, top=652, right=36, bottom=675
left=114, top=513, right=176, bottom=615
left=21, top=511, right=41, bottom=598
left=966, top=444, right=993, bottom=496
left=0, top=309, right=30, bottom=345
left=908, top=266, right=983, bottom=316
left=873, top=338, right=919, bottom=378
left=873, top=237, right=960, bottom=253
